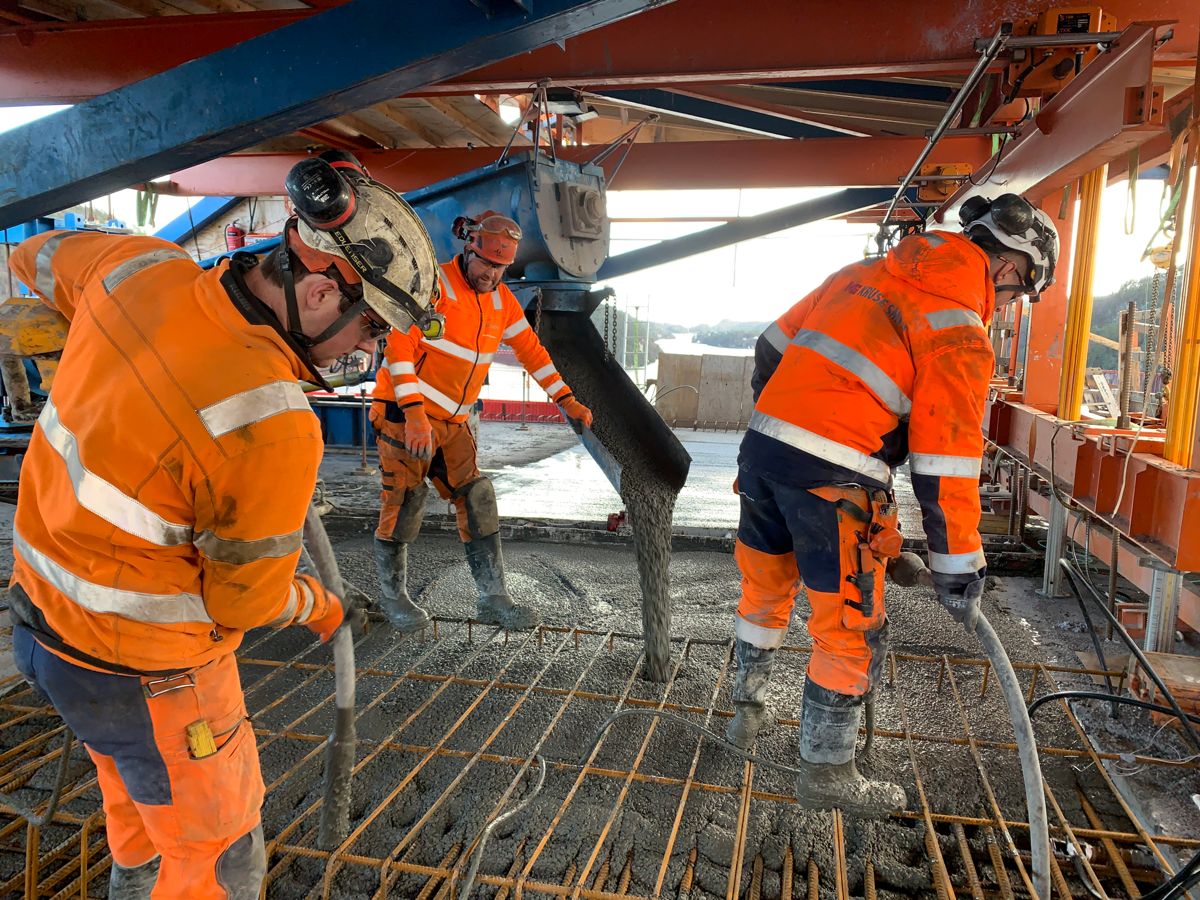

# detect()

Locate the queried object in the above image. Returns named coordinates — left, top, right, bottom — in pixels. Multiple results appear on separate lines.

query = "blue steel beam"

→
left=153, top=195, right=239, bottom=248
left=592, top=89, right=843, bottom=139
left=598, top=188, right=895, bottom=281
left=0, top=0, right=671, bottom=229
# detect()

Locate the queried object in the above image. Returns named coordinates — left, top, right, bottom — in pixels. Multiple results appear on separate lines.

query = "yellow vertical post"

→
left=1165, top=75, right=1200, bottom=466
left=1057, top=165, right=1108, bottom=420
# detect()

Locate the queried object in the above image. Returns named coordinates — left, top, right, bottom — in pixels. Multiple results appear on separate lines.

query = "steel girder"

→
left=161, top=136, right=993, bottom=195
left=0, top=0, right=671, bottom=228
left=1, top=0, right=1194, bottom=106
left=591, top=89, right=846, bottom=138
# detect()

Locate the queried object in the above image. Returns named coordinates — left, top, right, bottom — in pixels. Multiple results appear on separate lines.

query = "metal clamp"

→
left=143, top=672, right=196, bottom=698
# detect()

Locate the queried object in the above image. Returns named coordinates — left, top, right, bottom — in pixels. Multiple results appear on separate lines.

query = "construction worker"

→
left=727, top=193, right=1058, bottom=817
left=5, top=154, right=438, bottom=898
left=371, top=211, right=592, bottom=631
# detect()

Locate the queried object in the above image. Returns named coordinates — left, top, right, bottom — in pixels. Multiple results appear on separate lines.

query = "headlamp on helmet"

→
left=961, top=193, right=1059, bottom=299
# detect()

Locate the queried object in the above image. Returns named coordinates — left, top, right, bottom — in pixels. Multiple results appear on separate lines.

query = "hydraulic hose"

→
left=975, top=612, right=1051, bottom=900
left=302, top=504, right=357, bottom=851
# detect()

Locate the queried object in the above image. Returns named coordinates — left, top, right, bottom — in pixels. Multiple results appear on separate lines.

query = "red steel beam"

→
left=2, top=0, right=1195, bottom=105
left=937, top=24, right=1170, bottom=213
left=159, top=136, right=993, bottom=195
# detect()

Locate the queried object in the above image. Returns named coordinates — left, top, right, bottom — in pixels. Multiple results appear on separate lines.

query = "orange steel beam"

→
left=1021, top=191, right=1077, bottom=412
left=937, top=24, right=1171, bottom=213
left=1, top=0, right=1195, bottom=105
left=160, top=135, right=993, bottom=195
left=985, top=400, right=1200, bottom=575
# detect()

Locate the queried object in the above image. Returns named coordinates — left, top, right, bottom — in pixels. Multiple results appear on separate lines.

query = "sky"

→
left=2, top=105, right=1182, bottom=329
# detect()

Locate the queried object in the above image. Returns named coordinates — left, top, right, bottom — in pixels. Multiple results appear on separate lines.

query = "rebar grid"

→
left=0, top=620, right=1196, bottom=899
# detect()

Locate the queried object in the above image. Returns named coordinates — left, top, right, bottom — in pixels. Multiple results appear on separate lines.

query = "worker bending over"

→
left=6, top=155, right=438, bottom=898
left=727, top=194, right=1059, bottom=817
left=371, top=212, right=592, bottom=631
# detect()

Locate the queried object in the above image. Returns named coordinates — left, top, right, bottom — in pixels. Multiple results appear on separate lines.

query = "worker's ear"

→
left=298, top=274, right=342, bottom=311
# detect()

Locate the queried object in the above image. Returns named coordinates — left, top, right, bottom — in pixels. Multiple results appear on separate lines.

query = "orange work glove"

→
left=558, top=394, right=593, bottom=431
left=304, top=593, right=346, bottom=643
left=403, top=404, right=433, bottom=460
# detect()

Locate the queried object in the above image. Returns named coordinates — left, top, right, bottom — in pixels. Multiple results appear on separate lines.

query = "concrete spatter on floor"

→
left=1, top=521, right=1197, bottom=898
left=251, top=523, right=1196, bottom=898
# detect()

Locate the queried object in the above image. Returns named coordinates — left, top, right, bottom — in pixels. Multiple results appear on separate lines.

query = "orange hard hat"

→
left=459, top=211, right=522, bottom=266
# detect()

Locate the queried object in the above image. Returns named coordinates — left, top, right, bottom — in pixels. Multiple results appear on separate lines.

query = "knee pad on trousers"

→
left=459, top=476, right=499, bottom=540
left=393, top=482, right=429, bottom=544
left=215, top=823, right=266, bottom=900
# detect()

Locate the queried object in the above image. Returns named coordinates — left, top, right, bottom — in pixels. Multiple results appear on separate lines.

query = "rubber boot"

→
left=465, top=533, right=540, bottom=629
left=725, top=638, right=776, bottom=749
left=793, top=679, right=906, bottom=818
left=108, top=857, right=160, bottom=899
left=373, top=538, right=431, bottom=633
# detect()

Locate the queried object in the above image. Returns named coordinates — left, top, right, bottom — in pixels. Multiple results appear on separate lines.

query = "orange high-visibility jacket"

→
left=373, top=256, right=570, bottom=421
left=8, top=230, right=332, bottom=673
left=744, top=231, right=997, bottom=582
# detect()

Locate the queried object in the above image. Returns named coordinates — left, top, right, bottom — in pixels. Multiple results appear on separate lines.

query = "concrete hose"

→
left=302, top=504, right=357, bottom=851
left=975, top=613, right=1051, bottom=900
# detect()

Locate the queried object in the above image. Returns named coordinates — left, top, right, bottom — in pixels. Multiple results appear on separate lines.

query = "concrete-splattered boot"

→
left=793, top=679, right=906, bottom=818
left=725, top=638, right=775, bottom=749
left=465, top=533, right=540, bottom=629
left=108, top=857, right=160, bottom=899
left=373, top=538, right=431, bottom=633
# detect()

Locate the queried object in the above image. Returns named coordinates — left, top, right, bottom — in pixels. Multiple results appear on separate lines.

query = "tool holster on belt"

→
left=807, top=485, right=902, bottom=624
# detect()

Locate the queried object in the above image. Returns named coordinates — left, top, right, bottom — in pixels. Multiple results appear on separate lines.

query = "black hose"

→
left=1058, top=560, right=1200, bottom=754
left=0, top=729, right=74, bottom=827
left=1057, top=560, right=1200, bottom=899
left=1028, top=690, right=1200, bottom=727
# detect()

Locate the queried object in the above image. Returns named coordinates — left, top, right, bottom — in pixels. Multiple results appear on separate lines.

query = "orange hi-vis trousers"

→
left=372, top=400, right=485, bottom=542
left=733, top=466, right=901, bottom=696
left=13, top=624, right=264, bottom=898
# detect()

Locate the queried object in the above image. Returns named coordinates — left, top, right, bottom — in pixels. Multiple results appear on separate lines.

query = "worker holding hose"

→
left=370, top=211, right=592, bottom=632
left=5, top=155, right=438, bottom=898
left=727, top=194, right=1058, bottom=817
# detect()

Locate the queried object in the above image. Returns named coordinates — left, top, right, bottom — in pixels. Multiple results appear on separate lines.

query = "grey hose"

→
left=302, top=504, right=357, bottom=851
left=457, top=755, right=547, bottom=899
left=976, top=613, right=1050, bottom=900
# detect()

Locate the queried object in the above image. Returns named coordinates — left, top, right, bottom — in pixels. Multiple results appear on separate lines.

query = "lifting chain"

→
left=1141, top=271, right=1160, bottom=409
left=602, top=300, right=611, bottom=360
left=533, top=289, right=543, bottom=337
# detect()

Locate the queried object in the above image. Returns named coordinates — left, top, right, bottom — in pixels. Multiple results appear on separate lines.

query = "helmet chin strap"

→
left=280, top=246, right=370, bottom=350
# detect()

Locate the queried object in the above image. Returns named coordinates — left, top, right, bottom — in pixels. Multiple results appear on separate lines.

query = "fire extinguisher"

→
left=225, top=221, right=246, bottom=251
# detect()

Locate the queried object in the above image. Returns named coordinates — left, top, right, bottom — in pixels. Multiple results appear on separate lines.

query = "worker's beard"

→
left=468, top=271, right=502, bottom=293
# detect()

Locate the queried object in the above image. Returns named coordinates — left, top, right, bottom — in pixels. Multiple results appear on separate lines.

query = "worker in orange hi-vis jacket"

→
left=370, top=211, right=592, bottom=632
left=6, top=152, right=439, bottom=899
left=727, top=194, right=1059, bottom=818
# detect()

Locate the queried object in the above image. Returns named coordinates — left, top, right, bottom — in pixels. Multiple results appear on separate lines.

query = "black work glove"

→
left=931, top=570, right=985, bottom=634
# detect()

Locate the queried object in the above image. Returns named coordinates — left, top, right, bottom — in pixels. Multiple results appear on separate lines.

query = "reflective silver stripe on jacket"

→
left=34, top=232, right=86, bottom=301
left=748, top=410, right=892, bottom=484
left=423, top=336, right=490, bottom=365
left=418, top=379, right=460, bottom=415
left=199, top=381, right=311, bottom=439
left=269, top=583, right=300, bottom=626
left=194, top=528, right=303, bottom=566
left=734, top=613, right=788, bottom=650
left=928, top=548, right=987, bottom=574
left=909, top=452, right=982, bottom=479
left=38, top=399, right=193, bottom=546
left=292, top=578, right=317, bottom=623
left=102, top=248, right=192, bottom=294
left=531, top=363, right=556, bottom=382
left=441, top=277, right=457, bottom=303
left=502, top=318, right=530, bottom=340
left=388, top=361, right=415, bottom=378
left=491, top=290, right=503, bottom=310
left=926, top=309, right=985, bottom=331
left=790, top=329, right=912, bottom=418
left=763, top=321, right=789, bottom=354
left=544, top=379, right=566, bottom=397
left=14, top=530, right=211, bottom=625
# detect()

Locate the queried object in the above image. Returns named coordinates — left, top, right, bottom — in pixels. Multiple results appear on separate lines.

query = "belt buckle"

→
left=143, top=672, right=195, bottom=698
